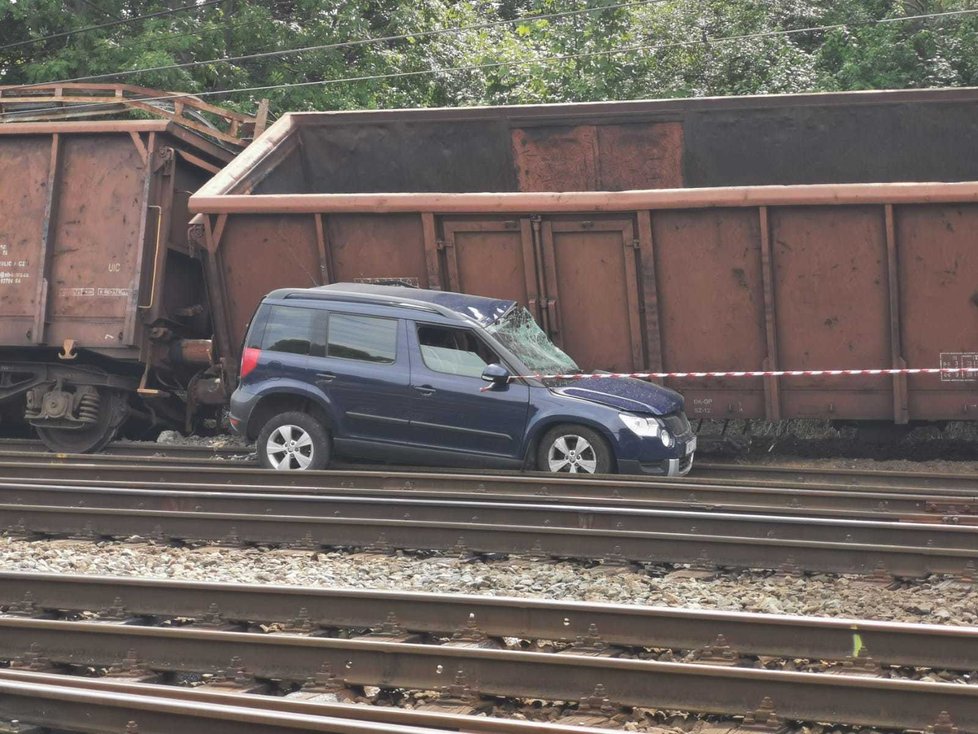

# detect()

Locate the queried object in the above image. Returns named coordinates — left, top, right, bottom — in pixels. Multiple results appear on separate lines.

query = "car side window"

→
left=327, top=313, right=397, bottom=363
left=261, top=305, right=323, bottom=356
left=417, top=325, right=499, bottom=378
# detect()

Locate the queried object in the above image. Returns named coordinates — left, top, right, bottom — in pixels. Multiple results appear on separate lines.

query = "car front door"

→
left=306, top=311, right=414, bottom=444
left=408, top=322, right=530, bottom=458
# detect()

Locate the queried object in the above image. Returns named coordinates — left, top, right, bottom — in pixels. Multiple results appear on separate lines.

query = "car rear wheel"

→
left=257, top=411, right=330, bottom=471
left=537, top=424, right=612, bottom=475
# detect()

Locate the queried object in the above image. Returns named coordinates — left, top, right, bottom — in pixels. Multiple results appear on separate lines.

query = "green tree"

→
left=2, top=1, right=978, bottom=117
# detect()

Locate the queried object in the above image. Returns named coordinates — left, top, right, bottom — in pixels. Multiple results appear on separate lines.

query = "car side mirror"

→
left=481, top=363, right=511, bottom=386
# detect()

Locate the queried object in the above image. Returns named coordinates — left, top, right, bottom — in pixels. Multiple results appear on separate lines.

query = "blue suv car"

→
left=229, top=284, right=696, bottom=475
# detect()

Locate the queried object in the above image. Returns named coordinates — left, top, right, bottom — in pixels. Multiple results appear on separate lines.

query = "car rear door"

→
left=306, top=311, right=414, bottom=444
left=407, top=322, right=530, bottom=458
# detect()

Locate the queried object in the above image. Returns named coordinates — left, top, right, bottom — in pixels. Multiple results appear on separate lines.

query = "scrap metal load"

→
left=2, top=84, right=978, bottom=452
left=190, top=88, right=978, bottom=427
left=0, top=84, right=261, bottom=451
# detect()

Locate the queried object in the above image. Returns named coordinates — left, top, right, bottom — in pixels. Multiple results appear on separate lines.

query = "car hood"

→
left=548, top=377, right=684, bottom=416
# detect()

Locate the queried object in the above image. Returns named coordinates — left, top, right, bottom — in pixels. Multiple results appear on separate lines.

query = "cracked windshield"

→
left=487, top=306, right=578, bottom=375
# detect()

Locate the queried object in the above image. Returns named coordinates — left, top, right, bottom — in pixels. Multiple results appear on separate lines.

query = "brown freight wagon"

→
left=190, top=88, right=978, bottom=426
left=0, top=85, right=258, bottom=451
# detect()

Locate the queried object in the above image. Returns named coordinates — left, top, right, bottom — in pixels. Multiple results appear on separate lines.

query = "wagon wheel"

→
left=35, top=388, right=128, bottom=454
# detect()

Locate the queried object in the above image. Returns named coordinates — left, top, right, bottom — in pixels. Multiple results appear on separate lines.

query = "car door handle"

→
left=413, top=385, right=436, bottom=396
left=316, top=372, right=336, bottom=383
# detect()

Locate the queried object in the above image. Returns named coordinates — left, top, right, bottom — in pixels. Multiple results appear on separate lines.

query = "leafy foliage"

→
left=2, top=0, right=977, bottom=116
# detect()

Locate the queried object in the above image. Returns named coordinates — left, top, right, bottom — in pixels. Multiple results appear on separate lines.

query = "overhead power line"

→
left=0, top=0, right=224, bottom=53
left=9, top=0, right=670, bottom=89
left=2, top=7, right=977, bottom=121
left=82, top=0, right=295, bottom=59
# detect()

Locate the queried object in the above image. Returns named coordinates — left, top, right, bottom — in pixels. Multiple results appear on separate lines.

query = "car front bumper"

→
left=617, top=434, right=696, bottom=476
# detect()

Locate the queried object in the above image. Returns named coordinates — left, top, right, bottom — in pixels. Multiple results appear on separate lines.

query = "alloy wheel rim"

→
left=266, top=424, right=314, bottom=470
left=547, top=434, right=597, bottom=473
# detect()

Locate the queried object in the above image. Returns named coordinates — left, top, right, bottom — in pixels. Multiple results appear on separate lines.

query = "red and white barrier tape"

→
left=516, top=367, right=978, bottom=380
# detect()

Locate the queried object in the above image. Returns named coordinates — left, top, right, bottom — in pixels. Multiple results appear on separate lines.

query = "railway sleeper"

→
left=10, top=571, right=976, bottom=679
left=3, top=501, right=978, bottom=578
left=0, top=618, right=974, bottom=732
left=0, top=598, right=974, bottom=685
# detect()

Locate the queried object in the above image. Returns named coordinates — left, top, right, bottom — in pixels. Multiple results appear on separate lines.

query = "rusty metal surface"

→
left=897, top=204, right=978, bottom=419
left=3, top=571, right=978, bottom=670
left=0, top=670, right=611, bottom=734
left=541, top=218, right=642, bottom=370
left=2, top=496, right=977, bottom=575
left=0, top=467, right=971, bottom=524
left=770, top=206, right=892, bottom=419
left=0, top=83, right=258, bottom=147
left=4, top=481, right=976, bottom=550
left=0, top=123, right=233, bottom=363
left=0, top=136, right=50, bottom=342
left=47, top=134, right=146, bottom=348
left=2, top=447, right=978, bottom=489
left=191, top=182, right=978, bottom=420
left=187, top=89, right=978, bottom=424
left=512, top=122, right=683, bottom=191
left=196, top=87, right=978, bottom=196
left=1, top=616, right=977, bottom=731
left=651, top=207, right=767, bottom=418
left=0, top=676, right=436, bottom=734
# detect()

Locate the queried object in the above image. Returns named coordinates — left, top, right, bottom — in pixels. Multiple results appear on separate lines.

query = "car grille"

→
left=662, top=412, right=691, bottom=436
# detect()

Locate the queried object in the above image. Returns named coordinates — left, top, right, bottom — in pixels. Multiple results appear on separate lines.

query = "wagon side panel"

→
left=0, top=136, right=52, bottom=346
left=896, top=204, right=978, bottom=419
left=43, top=134, right=148, bottom=352
left=651, top=208, right=767, bottom=420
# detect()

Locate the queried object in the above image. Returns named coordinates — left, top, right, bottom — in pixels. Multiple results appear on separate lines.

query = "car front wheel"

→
left=257, top=411, right=330, bottom=471
left=537, top=424, right=612, bottom=475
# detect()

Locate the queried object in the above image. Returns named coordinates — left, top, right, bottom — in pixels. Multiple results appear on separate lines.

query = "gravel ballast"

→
left=1, top=537, right=975, bottom=626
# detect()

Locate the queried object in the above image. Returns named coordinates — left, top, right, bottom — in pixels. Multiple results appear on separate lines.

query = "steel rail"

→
left=12, top=438, right=975, bottom=490
left=693, top=460, right=978, bottom=491
left=0, top=617, right=974, bottom=731
left=2, top=502, right=976, bottom=576
left=2, top=482, right=976, bottom=550
left=1, top=572, right=976, bottom=670
left=0, top=669, right=610, bottom=734
left=0, top=676, right=483, bottom=734
left=0, top=449, right=975, bottom=494
left=0, top=468, right=973, bottom=525
left=1, top=477, right=971, bottom=525
left=0, top=439, right=251, bottom=460
left=0, top=456, right=976, bottom=503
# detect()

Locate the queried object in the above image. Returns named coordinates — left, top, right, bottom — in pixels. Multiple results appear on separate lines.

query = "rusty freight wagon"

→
left=191, top=88, right=978, bottom=427
left=0, top=85, right=259, bottom=451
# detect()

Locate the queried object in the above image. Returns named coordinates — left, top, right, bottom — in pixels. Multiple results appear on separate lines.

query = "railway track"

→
left=0, top=438, right=976, bottom=494
left=0, top=573, right=973, bottom=732
left=0, top=453, right=976, bottom=520
left=0, top=669, right=610, bottom=734
left=2, top=571, right=976, bottom=670
left=2, top=474, right=975, bottom=525
left=0, top=438, right=252, bottom=461
left=2, top=477, right=977, bottom=576
left=2, top=453, right=978, bottom=575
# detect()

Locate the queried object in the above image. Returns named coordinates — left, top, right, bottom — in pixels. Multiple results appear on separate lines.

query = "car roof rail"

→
left=280, top=289, right=455, bottom=319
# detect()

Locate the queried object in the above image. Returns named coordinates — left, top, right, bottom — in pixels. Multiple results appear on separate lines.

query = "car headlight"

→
left=619, top=412, right=674, bottom=447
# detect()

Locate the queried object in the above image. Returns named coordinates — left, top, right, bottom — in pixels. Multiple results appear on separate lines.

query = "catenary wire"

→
left=0, top=0, right=224, bottom=53
left=2, top=7, right=976, bottom=120
left=81, top=0, right=295, bottom=59
left=7, top=0, right=673, bottom=89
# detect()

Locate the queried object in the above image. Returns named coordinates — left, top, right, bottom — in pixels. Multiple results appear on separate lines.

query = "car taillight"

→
left=240, top=347, right=261, bottom=378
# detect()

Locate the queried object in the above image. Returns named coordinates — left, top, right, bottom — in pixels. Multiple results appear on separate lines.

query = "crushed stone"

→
left=1, top=537, right=975, bottom=627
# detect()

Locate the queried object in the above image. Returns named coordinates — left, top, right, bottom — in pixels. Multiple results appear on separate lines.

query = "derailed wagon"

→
left=190, top=88, right=978, bottom=427
left=0, top=85, right=259, bottom=451
left=3, top=85, right=978, bottom=452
